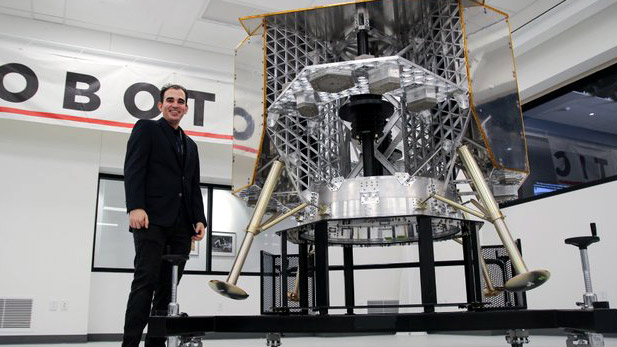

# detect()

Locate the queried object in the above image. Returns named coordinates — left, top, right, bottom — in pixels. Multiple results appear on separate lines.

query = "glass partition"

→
left=515, top=63, right=617, bottom=200
left=210, top=188, right=293, bottom=273
left=232, top=26, right=266, bottom=192
left=93, top=178, right=134, bottom=269
left=462, top=3, right=528, bottom=174
left=93, top=176, right=294, bottom=274
left=92, top=177, right=209, bottom=272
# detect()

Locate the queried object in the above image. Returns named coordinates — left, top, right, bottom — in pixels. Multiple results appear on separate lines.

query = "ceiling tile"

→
left=64, top=17, right=157, bottom=41
left=183, top=40, right=229, bottom=55
left=32, top=12, right=64, bottom=24
left=32, top=0, right=64, bottom=17
left=485, top=0, right=534, bottom=14
left=156, top=35, right=182, bottom=46
left=201, top=0, right=269, bottom=27
left=186, top=19, right=246, bottom=51
left=512, top=0, right=565, bottom=30
left=157, top=0, right=203, bottom=40
left=65, top=0, right=166, bottom=37
left=233, top=0, right=314, bottom=13
left=0, top=0, right=31, bottom=11
left=0, top=6, right=30, bottom=19
left=308, top=0, right=357, bottom=9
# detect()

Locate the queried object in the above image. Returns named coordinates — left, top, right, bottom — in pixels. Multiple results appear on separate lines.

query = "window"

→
left=92, top=175, right=291, bottom=274
left=517, top=63, right=617, bottom=201
left=92, top=175, right=209, bottom=272
left=209, top=188, right=287, bottom=272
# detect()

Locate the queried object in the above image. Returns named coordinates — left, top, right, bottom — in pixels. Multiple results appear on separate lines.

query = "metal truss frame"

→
left=258, top=0, right=480, bottom=209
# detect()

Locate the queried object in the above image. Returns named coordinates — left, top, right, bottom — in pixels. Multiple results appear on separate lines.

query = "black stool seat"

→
left=564, top=236, right=599, bottom=249
left=162, top=254, right=189, bottom=265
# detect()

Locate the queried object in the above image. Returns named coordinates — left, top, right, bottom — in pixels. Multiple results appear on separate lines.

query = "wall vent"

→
left=0, top=298, right=33, bottom=329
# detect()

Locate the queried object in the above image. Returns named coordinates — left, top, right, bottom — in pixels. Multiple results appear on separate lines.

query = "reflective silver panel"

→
left=462, top=4, right=528, bottom=173
left=232, top=0, right=530, bottom=243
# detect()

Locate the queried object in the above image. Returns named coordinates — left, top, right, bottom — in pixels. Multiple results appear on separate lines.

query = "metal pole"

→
left=343, top=245, right=355, bottom=315
left=281, top=231, right=289, bottom=309
left=259, top=203, right=309, bottom=233
left=209, top=161, right=285, bottom=300
left=579, top=248, right=597, bottom=308
left=314, top=221, right=330, bottom=315
left=457, top=145, right=549, bottom=292
left=299, top=243, right=309, bottom=315
left=417, top=216, right=436, bottom=313
left=454, top=235, right=500, bottom=297
left=167, top=264, right=180, bottom=347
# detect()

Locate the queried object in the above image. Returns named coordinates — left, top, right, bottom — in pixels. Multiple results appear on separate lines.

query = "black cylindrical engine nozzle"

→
left=338, top=94, right=394, bottom=176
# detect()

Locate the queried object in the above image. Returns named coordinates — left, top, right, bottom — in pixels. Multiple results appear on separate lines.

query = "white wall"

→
left=479, top=181, right=617, bottom=310
left=0, top=13, right=235, bottom=338
left=0, top=119, right=100, bottom=336
left=0, top=116, right=231, bottom=337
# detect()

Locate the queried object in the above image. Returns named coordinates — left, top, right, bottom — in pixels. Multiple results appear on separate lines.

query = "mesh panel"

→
left=261, top=251, right=314, bottom=314
left=261, top=251, right=276, bottom=314
left=481, top=242, right=527, bottom=310
left=274, top=256, right=282, bottom=310
left=402, top=0, right=469, bottom=180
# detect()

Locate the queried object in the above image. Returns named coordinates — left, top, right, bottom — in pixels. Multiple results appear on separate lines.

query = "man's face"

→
left=158, top=88, right=188, bottom=128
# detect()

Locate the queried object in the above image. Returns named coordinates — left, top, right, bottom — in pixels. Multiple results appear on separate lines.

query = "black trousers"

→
left=122, top=219, right=193, bottom=347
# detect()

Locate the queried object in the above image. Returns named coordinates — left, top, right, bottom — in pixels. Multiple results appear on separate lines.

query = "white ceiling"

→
left=3, top=0, right=615, bottom=136
left=525, top=91, right=617, bottom=135
left=0, top=0, right=565, bottom=53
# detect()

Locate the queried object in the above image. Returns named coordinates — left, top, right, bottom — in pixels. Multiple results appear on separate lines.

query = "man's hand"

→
left=129, top=209, right=149, bottom=229
left=192, top=222, right=205, bottom=241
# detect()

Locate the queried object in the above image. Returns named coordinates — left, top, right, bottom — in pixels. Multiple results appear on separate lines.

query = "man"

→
left=122, top=84, right=206, bottom=347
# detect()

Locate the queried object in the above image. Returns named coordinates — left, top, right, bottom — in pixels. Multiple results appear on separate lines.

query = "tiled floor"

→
left=4, top=333, right=617, bottom=347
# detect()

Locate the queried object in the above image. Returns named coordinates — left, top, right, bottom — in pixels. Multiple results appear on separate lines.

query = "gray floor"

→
left=3, top=334, right=617, bottom=347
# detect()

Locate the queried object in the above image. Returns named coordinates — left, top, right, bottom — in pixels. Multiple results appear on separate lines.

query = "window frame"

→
left=505, top=62, right=617, bottom=207
left=91, top=173, right=261, bottom=276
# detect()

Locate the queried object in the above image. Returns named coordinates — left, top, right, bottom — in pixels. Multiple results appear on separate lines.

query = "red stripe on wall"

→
left=184, top=130, right=232, bottom=140
left=0, top=106, right=232, bottom=140
left=233, top=144, right=258, bottom=153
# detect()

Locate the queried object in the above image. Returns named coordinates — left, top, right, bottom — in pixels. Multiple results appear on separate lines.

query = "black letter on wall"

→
left=594, top=157, right=608, bottom=179
left=579, top=155, right=589, bottom=180
left=124, top=83, right=160, bottom=120
left=554, top=151, right=570, bottom=177
left=63, top=72, right=101, bottom=111
left=187, top=90, right=215, bottom=126
left=0, top=63, right=38, bottom=102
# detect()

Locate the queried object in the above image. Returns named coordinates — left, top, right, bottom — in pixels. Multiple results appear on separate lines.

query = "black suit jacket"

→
left=124, top=118, right=207, bottom=228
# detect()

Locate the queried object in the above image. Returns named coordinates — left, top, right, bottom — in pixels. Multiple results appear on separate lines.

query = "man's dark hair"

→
left=160, top=84, right=188, bottom=102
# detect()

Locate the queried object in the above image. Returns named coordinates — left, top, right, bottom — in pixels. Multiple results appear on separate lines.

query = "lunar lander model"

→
left=210, top=0, right=549, bottom=301
left=150, top=1, right=617, bottom=346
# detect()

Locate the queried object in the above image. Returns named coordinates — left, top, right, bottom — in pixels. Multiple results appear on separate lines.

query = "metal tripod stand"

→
left=163, top=253, right=202, bottom=347
left=564, top=223, right=609, bottom=347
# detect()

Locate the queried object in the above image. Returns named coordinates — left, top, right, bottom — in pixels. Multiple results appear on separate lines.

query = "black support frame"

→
left=155, top=216, right=617, bottom=339
left=149, top=309, right=617, bottom=337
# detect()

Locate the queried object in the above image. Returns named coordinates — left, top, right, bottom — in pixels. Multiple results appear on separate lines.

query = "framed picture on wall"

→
left=211, top=232, right=236, bottom=257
